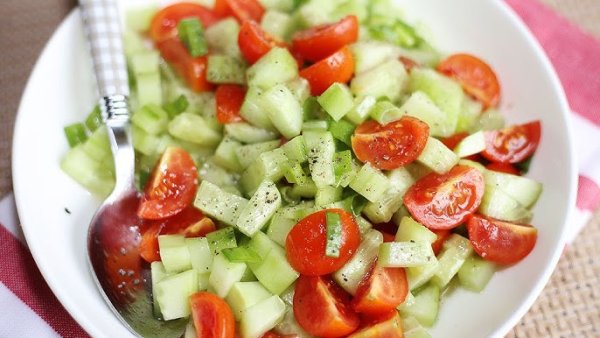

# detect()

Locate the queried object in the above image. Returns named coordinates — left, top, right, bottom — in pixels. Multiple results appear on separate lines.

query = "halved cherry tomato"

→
left=214, top=0, right=264, bottom=23
left=286, top=209, right=360, bottom=276
left=190, top=292, right=236, bottom=338
left=215, top=85, right=246, bottom=123
left=261, top=331, right=297, bottom=338
left=482, top=121, right=541, bottom=164
left=138, top=147, right=198, bottom=220
left=351, top=116, right=430, bottom=170
left=293, top=275, right=360, bottom=337
left=156, top=38, right=213, bottom=92
left=347, top=312, right=404, bottom=338
left=149, top=3, right=220, bottom=42
left=299, top=46, right=354, bottom=96
left=467, top=214, right=537, bottom=265
left=437, top=53, right=500, bottom=108
left=139, top=207, right=216, bottom=263
left=430, top=229, right=451, bottom=255
left=291, top=16, right=359, bottom=63
left=238, top=20, right=286, bottom=64
left=352, top=261, right=408, bottom=316
left=486, top=162, right=520, bottom=175
left=403, top=165, right=485, bottom=230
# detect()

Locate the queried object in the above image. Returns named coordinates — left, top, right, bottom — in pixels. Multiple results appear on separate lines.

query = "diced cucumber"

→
left=302, top=120, right=329, bottom=131
left=226, top=281, right=273, bottom=321
left=363, top=167, right=414, bottom=223
left=132, top=125, right=160, bottom=156
left=407, top=259, right=439, bottom=291
left=349, top=163, right=389, bottom=203
left=351, top=58, right=408, bottom=102
left=400, top=91, right=452, bottom=137
left=159, top=234, right=192, bottom=273
left=132, top=104, right=169, bottom=135
left=284, top=162, right=308, bottom=184
left=236, top=140, right=281, bottom=169
left=198, top=160, right=240, bottom=190
left=378, top=241, right=436, bottom=267
left=431, top=234, right=473, bottom=288
left=334, top=150, right=358, bottom=187
left=247, top=231, right=283, bottom=259
left=61, top=145, right=114, bottom=197
left=151, top=261, right=169, bottom=317
left=333, top=230, right=383, bottom=295
left=247, top=47, right=298, bottom=89
left=484, top=170, right=543, bottom=208
left=395, top=216, right=437, bottom=244
left=126, top=5, right=158, bottom=32
left=236, top=180, right=282, bottom=236
left=169, top=113, right=222, bottom=146
left=417, top=137, right=459, bottom=174
left=209, top=254, right=248, bottom=298
left=130, top=50, right=160, bottom=76
left=345, top=95, right=377, bottom=125
left=472, top=108, right=505, bottom=132
left=304, top=130, right=336, bottom=188
left=318, top=83, right=354, bottom=121
left=286, top=77, right=311, bottom=104
left=329, top=119, right=355, bottom=147
left=267, top=213, right=296, bottom=247
left=123, top=29, right=147, bottom=58
left=315, top=186, right=343, bottom=207
left=213, top=136, right=243, bottom=172
left=369, top=100, right=404, bottom=125
left=155, top=270, right=198, bottom=320
left=207, top=54, right=246, bottom=84
left=136, top=72, right=163, bottom=106
left=281, top=136, right=307, bottom=163
left=259, top=0, right=294, bottom=12
left=222, top=246, right=262, bottom=263
left=294, top=0, right=336, bottom=28
left=186, top=237, right=213, bottom=273
left=198, top=271, right=210, bottom=291
left=275, top=307, right=315, bottom=338
left=290, top=180, right=318, bottom=198
left=261, top=84, right=303, bottom=139
left=225, top=122, right=280, bottom=143
left=240, top=148, right=289, bottom=195
left=195, top=181, right=249, bottom=225
left=184, top=320, right=196, bottom=338
left=456, top=96, right=483, bottom=133
left=249, top=246, right=299, bottom=295
left=458, top=254, right=496, bottom=292
left=240, top=295, right=286, bottom=338
left=240, top=87, right=276, bottom=130
left=402, top=316, right=432, bottom=338
left=453, top=131, right=485, bottom=158
left=261, top=10, right=293, bottom=39
left=458, top=159, right=486, bottom=173
left=205, top=18, right=241, bottom=58
left=399, top=283, right=440, bottom=327
left=350, top=41, right=401, bottom=74
left=479, top=186, right=533, bottom=223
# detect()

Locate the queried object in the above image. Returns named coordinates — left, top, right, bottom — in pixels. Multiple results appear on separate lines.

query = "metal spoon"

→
left=79, top=1, right=186, bottom=337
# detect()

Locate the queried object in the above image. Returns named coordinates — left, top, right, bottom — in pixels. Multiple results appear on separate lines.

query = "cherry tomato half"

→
left=467, top=214, right=537, bottom=265
left=293, top=275, right=360, bottom=337
left=292, top=16, right=359, bottom=63
left=286, top=209, right=360, bottom=276
left=238, top=20, right=286, bottom=65
left=403, top=165, right=485, bottom=230
left=214, top=0, right=264, bottom=23
left=482, top=121, right=541, bottom=164
left=137, top=147, right=198, bottom=220
left=190, top=292, right=236, bottom=338
left=430, top=229, right=452, bottom=256
left=299, top=46, right=354, bottom=96
left=352, top=261, right=408, bottom=316
left=156, top=38, right=213, bottom=92
left=486, top=162, right=521, bottom=176
left=351, top=116, right=430, bottom=170
left=347, top=312, right=404, bottom=338
left=215, top=85, right=246, bottom=123
left=437, top=53, right=501, bottom=108
left=149, top=3, right=220, bottom=42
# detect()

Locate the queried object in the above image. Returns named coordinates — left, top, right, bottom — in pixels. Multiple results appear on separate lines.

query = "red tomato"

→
left=403, top=165, right=485, bottom=230
left=214, top=0, right=264, bottom=23
left=486, top=162, right=521, bottom=175
left=286, top=209, right=360, bottom=276
left=293, top=275, right=360, bottom=337
left=291, top=16, right=359, bottom=62
left=482, top=121, right=541, bottom=164
left=352, top=261, right=408, bottom=316
left=238, top=20, right=286, bottom=64
left=190, top=292, right=235, bottom=338
left=299, top=46, right=354, bottom=95
left=215, top=85, right=246, bottom=123
left=139, top=207, right=216, bottom=263
left=261, top=332, right=297, bottom=338
left=430, top=229, right=451, bottom=255
left=347, top=312, right=404, bottom=338
left=437, top=53, right=501, bottom=108
left=156, top=38, right=213, bottom=92
left=149, top=3, right=220, bottom=42
left=137, top=147, right=198, bottom=220
left=467, top=214, right=537, bottom=265
left=351, top=116, right=430, bottom=170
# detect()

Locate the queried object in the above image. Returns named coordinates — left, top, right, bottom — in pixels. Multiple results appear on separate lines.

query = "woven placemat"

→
left=0, top=0, right=599, bottom=337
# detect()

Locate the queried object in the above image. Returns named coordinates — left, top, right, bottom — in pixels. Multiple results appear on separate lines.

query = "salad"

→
left=61, top=0, right=543, bottom=337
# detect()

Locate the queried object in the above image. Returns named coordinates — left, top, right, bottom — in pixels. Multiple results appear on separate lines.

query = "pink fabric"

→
left=1, top=0, right=600, bottom=337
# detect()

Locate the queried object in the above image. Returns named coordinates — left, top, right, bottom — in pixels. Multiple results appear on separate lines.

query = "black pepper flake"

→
left=64, top=207, right=71, bottom=214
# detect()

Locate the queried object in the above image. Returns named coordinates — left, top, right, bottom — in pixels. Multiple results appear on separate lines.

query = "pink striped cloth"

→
left=1, top=0, right=600, bottom=336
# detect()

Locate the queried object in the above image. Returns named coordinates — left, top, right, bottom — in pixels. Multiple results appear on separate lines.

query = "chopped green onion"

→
left=138, top=168, right=151, bottom=191
left=325, top=212, right=342, bottom=258
left=329, top=119, right=355, bottom=146
left=163, top=94, right=189, bottom=118
left=64, top=123, right=88, bottom=147
left=177, top=18, right=208, bottom=57
left=85, top=105, right=103, bottom=132
left=222, top=246, right=262, bottom=263
left=368, top=16, right=422, bottom=48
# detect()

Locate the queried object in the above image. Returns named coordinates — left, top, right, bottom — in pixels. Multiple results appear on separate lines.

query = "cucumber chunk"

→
left=431, top=234, right=473, bottom=288
left=236, top=180, right=282, bottom=236
left=369, top=100, right=405, bottom=125
left=260, top=10, right=293, bottom=39
left=453, top=131, right=485, bottom=158
left=363, top=167, right=414, bottom=223
left=247, top=47, right=298, bottom=89
left=151, top=261, right=169, bottom=317
left=236, top=141, right=281, bottom=169
left=399, top=283, right=440, bottom=327
left=249, top=245, right=299, bottom=295
left=333, top=230, right=383, bottom=295
left=207, top=54, right=246, bottom=85
left=349, top=163, right=389, bottom=203
left=304, top=130, right=336, bottom=188
left=407, top=259, right=439, bottom=291
left=185, top=237, right=213, bottom=273
left=417, top=137, right=459, bottom=174
left=458, top=254, right=497, bottom=292
left=213, top=136, right=243, bottom=172
left=395, top=216, right=437, bottom=243
left=225, top=122, right=280, bottom=143
left=168, top=113, right=222, bottom=146
left=318, top=83, right=354, bottom=121
left=240, top=148, right=289, bottom=195
left=479, top=185, right=533, bottom=223
left=281, top=136, right=308, bottom=163
left=226, top=281, right=272, bottom=321
left=209, top=254, right=248, bottom=298
left=400, top=91, right=452, bottom=137
left=350, top=40, right=402, bottom=74
left=345, top=95, right=377, bottom=125
left=195, top=181, right=249, bottom=225
left=483, top=170, right=543, bottom=208
left=351, top=58, right=408, bottom=102
left=379, top=241, right=436, bottom=267
left=402, top=316, right=432, bottom=338
left=261, top=83, right=303, bottom=139
left=205, top=18, right=241, bottom=58
left=155, top=270, right=198, bottom=320
left=159, top=234, right=192, bottom=273
left=240, top=86, right=276, bottom=131
left=240, top=295, right=286, bottom=338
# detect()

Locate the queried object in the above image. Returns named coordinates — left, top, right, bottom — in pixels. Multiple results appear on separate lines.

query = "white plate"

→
left=13, top=1, right=576, bottom=337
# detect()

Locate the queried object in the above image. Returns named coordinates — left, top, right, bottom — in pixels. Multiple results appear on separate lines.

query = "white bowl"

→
left=12, top=0, right=576, bottom=337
